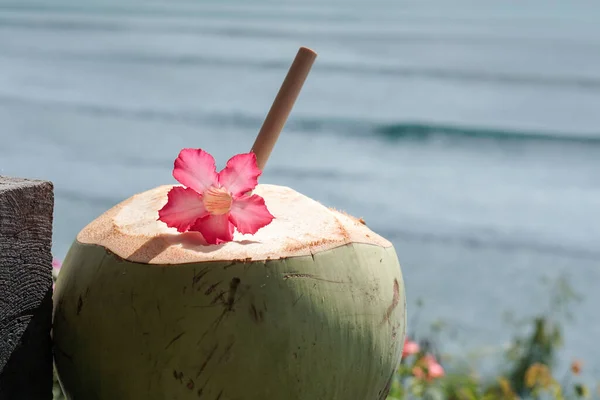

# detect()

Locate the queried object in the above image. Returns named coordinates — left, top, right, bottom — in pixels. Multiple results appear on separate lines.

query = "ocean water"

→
left=1, top=0, right=599, bottom=375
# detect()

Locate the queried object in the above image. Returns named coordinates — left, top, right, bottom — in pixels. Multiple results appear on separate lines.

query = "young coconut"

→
left=53, top=182, right=406, bottom=399
left=52, top=47, right=407, bottom=399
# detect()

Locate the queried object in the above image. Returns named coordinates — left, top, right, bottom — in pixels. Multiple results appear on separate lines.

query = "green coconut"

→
left=53, top=184, right=406, bottom=400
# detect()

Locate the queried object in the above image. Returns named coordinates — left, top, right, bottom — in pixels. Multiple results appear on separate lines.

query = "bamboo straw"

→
left=251, top=47, right=317, bottom=170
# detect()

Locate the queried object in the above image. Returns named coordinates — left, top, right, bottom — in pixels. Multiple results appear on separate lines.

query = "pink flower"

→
left=412, top=354, right=445, bottom=381
left=52, top=259, right=61, bottom=291
left=426, top=357, right=445, bottom=379
left=158, top=148, right=274, bottom=245
left=402, top=338, right=420, bottom=359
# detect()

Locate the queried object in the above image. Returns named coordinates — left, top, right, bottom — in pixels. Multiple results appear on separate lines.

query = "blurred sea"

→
left=1, top=0, right=599, bottom=375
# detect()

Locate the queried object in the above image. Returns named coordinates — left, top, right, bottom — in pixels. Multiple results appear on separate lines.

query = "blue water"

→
left=1, top=0, right=599, bottom=376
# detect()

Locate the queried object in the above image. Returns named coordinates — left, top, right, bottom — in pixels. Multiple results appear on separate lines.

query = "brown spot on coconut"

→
left=53, top=184, right=406, bottom=399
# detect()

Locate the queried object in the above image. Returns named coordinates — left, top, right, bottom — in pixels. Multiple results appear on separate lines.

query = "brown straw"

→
left=251, top=47, right=317, bottom=170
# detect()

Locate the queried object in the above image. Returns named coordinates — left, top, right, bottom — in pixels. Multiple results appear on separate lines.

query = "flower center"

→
left=204, top=186, right=233, bottom=215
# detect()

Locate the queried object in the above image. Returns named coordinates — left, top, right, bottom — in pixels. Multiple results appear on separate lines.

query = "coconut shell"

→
left=53, top=184, right=406, bottom=400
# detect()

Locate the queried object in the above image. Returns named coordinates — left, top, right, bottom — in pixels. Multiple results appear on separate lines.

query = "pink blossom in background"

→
left=158, top=149, right=274, bottom=244
left=424, top=354, right=445, bottom=379
left=412, top=354, right=445, bottom=381
left=402, top=338, right=420, bottom=359
left=52, top=258, right=62, bottom=291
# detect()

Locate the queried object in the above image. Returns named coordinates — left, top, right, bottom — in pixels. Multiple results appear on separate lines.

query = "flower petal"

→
left=229, top=194, right=274, bottom=235
left=190, top=214, right=234, bottom=245
left=218, top=152, right=261, bottom=197
left=402, top=338, right=420, bottom=358
left=418, top=354, right=445, bottom=380
left=428, top=363, right=445, bottom=379
left=158, top=186, right=208, bottom=232
left=173, top=148, right=218, bottom=194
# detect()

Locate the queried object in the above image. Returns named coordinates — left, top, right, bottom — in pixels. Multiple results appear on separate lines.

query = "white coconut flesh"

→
left=77, top=184, right=392, bottom=263
left=53, top=184, right=406, bottom=400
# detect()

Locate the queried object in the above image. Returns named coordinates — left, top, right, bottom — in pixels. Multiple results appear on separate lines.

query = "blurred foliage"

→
left=387, top=275, right=592, bottom=400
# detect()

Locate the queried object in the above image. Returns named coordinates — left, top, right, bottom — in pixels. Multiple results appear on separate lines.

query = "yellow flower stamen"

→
left=204, top=186, right=232, bottom=215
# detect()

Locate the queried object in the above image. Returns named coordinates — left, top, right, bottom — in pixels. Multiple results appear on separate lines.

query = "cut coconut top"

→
left=77, top=184, right=392, bottom=264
